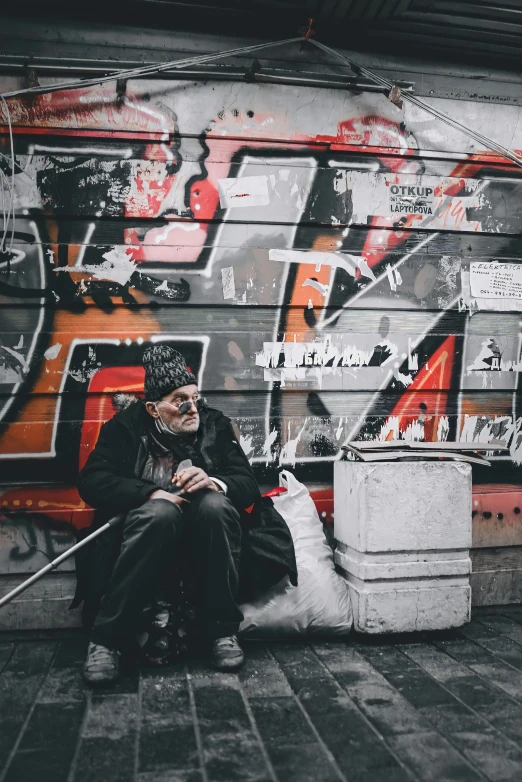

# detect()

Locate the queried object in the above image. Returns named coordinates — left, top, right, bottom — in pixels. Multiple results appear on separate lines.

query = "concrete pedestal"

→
left=334, top=461, right=472, bottom=634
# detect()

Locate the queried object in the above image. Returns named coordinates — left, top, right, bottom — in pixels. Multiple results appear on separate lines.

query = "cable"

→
left=0, top=37, right=302, bottom=100
left=0, top=96, right=15, bottom=274
left=309, top=39, right=522, bottom=170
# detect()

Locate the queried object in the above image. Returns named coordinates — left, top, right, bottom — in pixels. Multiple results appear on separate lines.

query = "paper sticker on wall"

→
left=218, top=175, right=270, bottom=209
left=462, top=262, right=522, bottom=314
left=221, top=266, right=236, bottom=300
left=470, top=262, right=522, bottom=300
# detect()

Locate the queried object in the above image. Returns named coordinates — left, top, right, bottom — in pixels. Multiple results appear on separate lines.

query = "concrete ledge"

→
left=0, top=573, right=81, bottom=631
left=348, top=579, right=472, bottom=634
left=335, top=544, right=471, bottom=580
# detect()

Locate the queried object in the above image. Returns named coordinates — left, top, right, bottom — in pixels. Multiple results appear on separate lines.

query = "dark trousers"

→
left=90, top=490, right=243, bottom=650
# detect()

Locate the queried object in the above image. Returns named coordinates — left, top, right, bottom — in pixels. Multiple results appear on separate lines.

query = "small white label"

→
left=217, top=175, right=270, bottom=209
left=221, top=266, right=236, bottom=300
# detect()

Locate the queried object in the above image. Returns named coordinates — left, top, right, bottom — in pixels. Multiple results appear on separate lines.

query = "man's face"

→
left=146, top=383, right=200, bottom=435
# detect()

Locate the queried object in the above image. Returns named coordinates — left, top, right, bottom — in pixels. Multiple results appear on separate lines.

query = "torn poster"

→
left=221, top=266, right=236, bottom=300
left=268, top=249, right=376, bottom=281
left=217, top=175, right=269, bottom=209
left=470, top=262, right=522, bottom=300
left=340, top=171, right=484, bottom=231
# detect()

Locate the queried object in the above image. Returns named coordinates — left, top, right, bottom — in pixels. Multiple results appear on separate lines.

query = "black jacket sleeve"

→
left=211, top=420, right=261, bottom=510
left=77, top=418, right=160, bottom=514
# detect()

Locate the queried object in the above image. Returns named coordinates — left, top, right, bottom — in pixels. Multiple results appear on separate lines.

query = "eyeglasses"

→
left=158, top=397, right=206, bottom=416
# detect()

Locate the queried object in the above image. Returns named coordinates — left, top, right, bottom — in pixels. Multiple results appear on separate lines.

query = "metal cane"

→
left=0, top=459, right=193, bottom=610
left=0, top=514, right=124, bottom=609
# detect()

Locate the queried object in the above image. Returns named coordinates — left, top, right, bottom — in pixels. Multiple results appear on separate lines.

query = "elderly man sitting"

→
left=75, top=345, right=296, bottom=685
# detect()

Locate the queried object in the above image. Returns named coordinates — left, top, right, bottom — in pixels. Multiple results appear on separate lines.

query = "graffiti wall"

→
left=1, top=72, right=522, bottom=572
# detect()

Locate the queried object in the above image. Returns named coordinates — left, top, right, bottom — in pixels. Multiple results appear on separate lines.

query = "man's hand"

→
left=173, top=466, right=217, bottom=494
left=150, top=489, right=189, bottom=506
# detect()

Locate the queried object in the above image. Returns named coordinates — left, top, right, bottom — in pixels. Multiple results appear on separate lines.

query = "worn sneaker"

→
left=83, top=642, right=120, bottom=685
left=211, top=635, right=245, bottom=671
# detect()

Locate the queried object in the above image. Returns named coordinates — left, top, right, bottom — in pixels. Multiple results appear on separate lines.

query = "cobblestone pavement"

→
left=3, top=607, right=522, bottom=781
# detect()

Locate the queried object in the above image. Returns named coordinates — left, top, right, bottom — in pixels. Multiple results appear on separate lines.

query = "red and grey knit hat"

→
left=143, top=345, right=196, bottom=401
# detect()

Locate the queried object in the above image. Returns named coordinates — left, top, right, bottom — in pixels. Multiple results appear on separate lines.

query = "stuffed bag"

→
left=239, top=470, right=353, bottom=637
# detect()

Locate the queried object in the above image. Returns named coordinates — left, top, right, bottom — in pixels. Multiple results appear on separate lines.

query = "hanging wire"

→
left=0, top=95, right=15, bottom=275
left=309, top=39, right=522, bottom=170
left=0, top=37, right=303, bottom=100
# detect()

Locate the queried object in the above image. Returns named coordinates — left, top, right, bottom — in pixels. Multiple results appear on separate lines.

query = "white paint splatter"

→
left=240, top=434, right=254, bottom=459
left=14, top=336, right=23, bottom=350
left=437, top=416, right=449, bottom=442
left=279, top=422, right=306, bottom=467
left=154, top=279, right=170, bottom=293
left=262, top=429, right=278, bottom=463
left=302, top=278, right=329, bottom=296
left=396, top=371, right=413, bottom=387
left=154, top=223, right=200, bottom=243
left=54, top=247, right=136, bottom=286
left=269, top=249, right=375, bottom=281
left=44, top=343, right=62, bottom=360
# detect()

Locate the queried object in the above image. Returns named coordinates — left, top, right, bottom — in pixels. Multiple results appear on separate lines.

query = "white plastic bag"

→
left=239, top=471, right=353, bottom=637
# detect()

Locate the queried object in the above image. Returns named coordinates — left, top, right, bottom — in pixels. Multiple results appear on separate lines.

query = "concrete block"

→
left=334, top=461, right=472, bottom=633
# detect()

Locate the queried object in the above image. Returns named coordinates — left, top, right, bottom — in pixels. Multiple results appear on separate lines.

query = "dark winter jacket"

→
left=73, top=396, right=297, bottom=626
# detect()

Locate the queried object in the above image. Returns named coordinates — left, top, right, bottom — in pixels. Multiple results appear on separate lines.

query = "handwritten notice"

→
left=470, top=262, right=522, bottom=300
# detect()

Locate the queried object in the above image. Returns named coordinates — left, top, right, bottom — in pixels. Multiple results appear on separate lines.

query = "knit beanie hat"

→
left=143, top=345, right=197, bottom=401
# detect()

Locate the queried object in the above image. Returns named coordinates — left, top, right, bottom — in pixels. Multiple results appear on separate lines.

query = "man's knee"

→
left=125, top=498, right=182, bottom=537
left=192, top=490, right=239, bottom=530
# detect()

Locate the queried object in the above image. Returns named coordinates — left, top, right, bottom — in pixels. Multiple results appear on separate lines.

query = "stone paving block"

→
left=193, top=684, right=250, bottom=730
left=38, top=666, right=86, bottom=703
left=481, top=612, right=522, bottom=645
left=314, top=645, right=432, bottom=736
left=357, top=645, right=456, bottom=709
left=82, top=694, right=138, bottom=740
left=52, top=636, right=89, bottom=669
left=285, top=660, right=409, bottom=780
left=0, top=642, right=57, bottom=766
left=0, top=642, right=14, bottom=672
left=458, top=622, right=522, bottom=672
left=267, top=743, right=340, bottom=782
left=403, top=643, right=522, bottom=746
left=138, top=725, right=199, bottom=774
left=137, top=772, right=202, bottom=782
left=270, top=644, right=326, bottom=684
left=73, top=735, right=136, bottom=782
left=200, top=730, right=271, bottom=782
left=247, top=696, right=315, bottom=747
left=437, top=638, right=522, bottom=701
left=5, top=641, right=56, bottom=674
left=239, top=644, right=292, bottom=698
left=4, top=748, right=73, bottom=782
left=420, top=701, right=493, bottom=735
left=141, top=674, right=192, bottom=730
left=292, top=677, right=352, bottom=715
left=386, top=731, right=484, bottom=782
left=19, top=701, right=85, bottom=751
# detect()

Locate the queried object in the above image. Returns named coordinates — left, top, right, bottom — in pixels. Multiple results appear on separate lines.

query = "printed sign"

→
left=389, top=184, right=435, bottom=216
left=470, top=262, right=522, bottom=300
